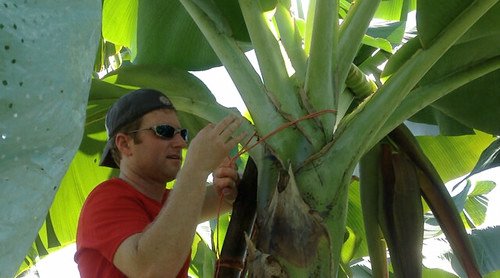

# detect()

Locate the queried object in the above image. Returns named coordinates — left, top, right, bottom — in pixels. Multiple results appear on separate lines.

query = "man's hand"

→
left=213, top=158, right=239, bottom=204
left=184, top=115, right=245, bottom=175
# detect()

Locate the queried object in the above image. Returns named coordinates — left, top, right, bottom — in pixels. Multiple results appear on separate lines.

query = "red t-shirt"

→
left=75, top=178, right=190, bottom=277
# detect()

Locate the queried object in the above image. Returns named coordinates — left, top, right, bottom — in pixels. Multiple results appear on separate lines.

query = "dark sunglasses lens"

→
left=180, top=129, right=188, bottom=142
left=154, top=125, right=175, bottom=138
left=154, top=125, right=188, bottom=141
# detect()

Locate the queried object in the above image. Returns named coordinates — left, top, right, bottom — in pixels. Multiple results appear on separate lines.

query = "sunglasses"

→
left=128, top=124, right=188, bottom=142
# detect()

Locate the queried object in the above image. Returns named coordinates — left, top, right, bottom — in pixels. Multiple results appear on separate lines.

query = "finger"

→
left=215, top=173, right=237, bottom=186
left=215, top=160, right=233, bottom=172
left=213, top=115, right=237, bottom=135
left=220, top=117, right=242, bottom=140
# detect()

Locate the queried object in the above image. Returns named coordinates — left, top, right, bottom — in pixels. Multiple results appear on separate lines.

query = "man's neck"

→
left=118, top=171, right=166, bottom=202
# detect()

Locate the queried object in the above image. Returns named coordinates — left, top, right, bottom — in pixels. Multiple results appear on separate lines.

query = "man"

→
left=75, top=88, right=245, bottom=277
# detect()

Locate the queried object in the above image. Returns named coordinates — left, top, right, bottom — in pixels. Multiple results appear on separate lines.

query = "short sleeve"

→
left=76, top=180, right=160, bottom=263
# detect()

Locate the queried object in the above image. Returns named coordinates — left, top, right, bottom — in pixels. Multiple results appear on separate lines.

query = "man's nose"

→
left=172, top=133, right=188, bottom=148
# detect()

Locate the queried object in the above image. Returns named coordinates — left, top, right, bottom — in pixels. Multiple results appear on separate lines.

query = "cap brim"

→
left=99, top=140, right=119, bottom=169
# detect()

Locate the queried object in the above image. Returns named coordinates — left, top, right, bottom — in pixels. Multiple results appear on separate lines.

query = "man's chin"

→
left=166, top=158, right=182, bottom=166
left=162, top=165, right=180, bottom=181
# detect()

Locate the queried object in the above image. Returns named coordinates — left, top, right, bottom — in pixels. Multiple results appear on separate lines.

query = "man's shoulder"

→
left=84, top=178, right=135, bottom=206
left=93, top=177, right=128, bottom=191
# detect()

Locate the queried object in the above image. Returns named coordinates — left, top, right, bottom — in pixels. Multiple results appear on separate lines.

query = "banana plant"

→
left=3, top=0, right=500, bottom=277
left=175, top=0, right=500, bottom=276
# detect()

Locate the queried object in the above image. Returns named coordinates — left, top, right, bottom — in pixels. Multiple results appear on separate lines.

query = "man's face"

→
left=126, top=109, right=188, bottom=183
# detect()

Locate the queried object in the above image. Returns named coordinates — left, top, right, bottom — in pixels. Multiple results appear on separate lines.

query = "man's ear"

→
left=115, top=133, right=132, bottom=157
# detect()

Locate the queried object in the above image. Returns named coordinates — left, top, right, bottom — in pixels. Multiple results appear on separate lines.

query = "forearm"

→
left=116, top=167, right=209, bottom=277
left=144, top=168, right=207, bottom=272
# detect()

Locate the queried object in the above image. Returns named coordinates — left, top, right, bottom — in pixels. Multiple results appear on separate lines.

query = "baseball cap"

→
left=100, top=88, right=175, bottom=168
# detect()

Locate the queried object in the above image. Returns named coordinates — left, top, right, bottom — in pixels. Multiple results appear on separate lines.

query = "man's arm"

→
left=113, top=116, right=245, bottom=277
left=200, top=161, right=239, bottom=222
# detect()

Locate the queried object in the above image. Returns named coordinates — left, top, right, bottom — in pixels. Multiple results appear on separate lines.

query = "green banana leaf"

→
left=352, top=190, right=499, bottom=277
left=374, top=0, right=416, bottom=21
left=0, top=1, right=101, bottom=277
left=462, top=180, right=496, bottom=228
left=424, top=179, right=496, bottom=238
left=384, top=3, right=500, bottom=136
left=417, top=131, right=496, bottom=183
left=190, top=233, right=216, bottom=278
left=458, top=138, right=500, bottom=184
left=102, top=0, right=253, bottom=70
left=423, top=226, right=500, bottom=277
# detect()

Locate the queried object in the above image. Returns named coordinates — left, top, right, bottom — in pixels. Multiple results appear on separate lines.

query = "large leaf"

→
left=417, top=131, right=496, bottom=183
left=470, top=226, right=500, bottom=276
left=462, top=138, right=500, bottom=181
left=374, top=0, right=416, bottom=21
left=0, top=1, right=101, bottom=277
left=462, top=180, right=496, bottom=228
left=423, top=226, right=500, bottom=277
left=190, top=233, right=216, bottom=278
left=345, top=180, right=369, bottom=260
left=102, top=0, right=252, bottom=70
left=102, top=64, right=239, bottom=135
left=424, top=179, right=496, bottom=238
left=384, top=3, right=500, bottom=136
left=366, top=21, right=406, bottom=49
left=17, top=82, right=118, bottom=275
left=417, top=0, right=473, bottom=48
left=423, top=66, right=500, bottom=137
left=209, top=212, right=231, bottom=266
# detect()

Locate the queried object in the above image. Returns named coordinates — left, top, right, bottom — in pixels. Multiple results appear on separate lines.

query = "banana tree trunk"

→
left=244, top=146, right=353, bottom=277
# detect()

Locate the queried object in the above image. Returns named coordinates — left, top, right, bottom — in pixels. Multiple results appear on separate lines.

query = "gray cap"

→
left=100, top=88, right=175, bottom=168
